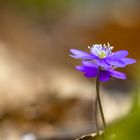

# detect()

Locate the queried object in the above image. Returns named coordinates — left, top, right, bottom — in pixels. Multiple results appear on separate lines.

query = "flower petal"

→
left=76, top=65, right=98, bottom=78
left=121, top=58, right=136, bottom=65
left=108, top=69, right=126, bottom=79
left=70, top=49, right=96, bottom=59
left=96, top=59, right=111, bottom=69
left=75, top=66, right=86, bottom=72
left=107, top=50, right=128, bottom=59
left=98, top=70, right=110, bottom=82
left=82, top=60, right=98, bottom=68
left=105, top=58, right=126, bottom=67
left=84, top=69, right=98, bottom=78
left=83, top=66, right=98, bottom=78
left=82, top=59, right=111, bottom=69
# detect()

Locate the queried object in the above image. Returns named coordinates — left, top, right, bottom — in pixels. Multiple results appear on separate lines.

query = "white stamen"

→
left=89, top=43, right=114, bottom=58
left=88, top=46, right=91, bottom=49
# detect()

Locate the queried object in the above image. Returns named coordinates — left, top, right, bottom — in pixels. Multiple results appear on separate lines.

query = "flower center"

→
left=89, top=43, right=114, bottom=59
left=98, top=51, right=106, bottom=58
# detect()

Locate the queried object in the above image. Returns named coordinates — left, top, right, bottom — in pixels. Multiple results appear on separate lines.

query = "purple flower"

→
left=70, top=43, right=136, bottom=82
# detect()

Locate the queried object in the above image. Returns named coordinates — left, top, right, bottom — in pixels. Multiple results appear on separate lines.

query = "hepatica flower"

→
left=70, top=43, right=136, bottom=137
left=70, top=43, right=136, bottom=82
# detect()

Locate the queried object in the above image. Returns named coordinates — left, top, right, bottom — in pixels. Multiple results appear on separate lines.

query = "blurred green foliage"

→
left=104, top=90, right=140, bottom=140
left=0, top=0, right=74, bottom=13
left=78, top=90, right=140, bottom=140
left=0, top=0, right=76, bottom=20
left=0, top=0, right=96, bottom=17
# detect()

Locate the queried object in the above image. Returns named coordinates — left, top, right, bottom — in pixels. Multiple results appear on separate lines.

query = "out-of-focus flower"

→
left=70, top=43, right=136, bottom=82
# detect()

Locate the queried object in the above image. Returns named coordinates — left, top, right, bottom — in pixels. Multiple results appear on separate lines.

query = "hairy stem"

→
left=96, top=77, right=106, bottom=129
left=95, top=94, right=99, bottom=135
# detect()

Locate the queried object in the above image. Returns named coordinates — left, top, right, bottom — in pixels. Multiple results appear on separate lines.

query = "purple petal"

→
left=108, top=69, right=126, bottom=79
left=76, top=65, right=98, bottom=78
left=84, top=69, right=98, bottom=78
left=105, top=58, right=126, bottom=67
left=98, top=70, right=110, bottom=82
left=82, top=60, right=98, bottom=68
left=82, top=59, right=111, bottom=69
left=121, top=58, right=136, bottom=65
left=70, top=49, right=96, bottom=59
left=107, top=50, right=128, bottom=59
left=76, top=66, right=86, bottom=72
left=96, top=59, right=111, bottom=69
left=83, top=66, right=98, bottom=78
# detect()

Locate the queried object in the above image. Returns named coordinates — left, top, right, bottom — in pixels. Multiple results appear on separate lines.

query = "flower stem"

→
left=95, top=94, right=99, bottom=136
left=96, top=77, right=106, bottom=129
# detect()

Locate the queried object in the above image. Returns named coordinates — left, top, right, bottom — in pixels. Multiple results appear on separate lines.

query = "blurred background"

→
left=0, top=0, right=139, bottom=140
